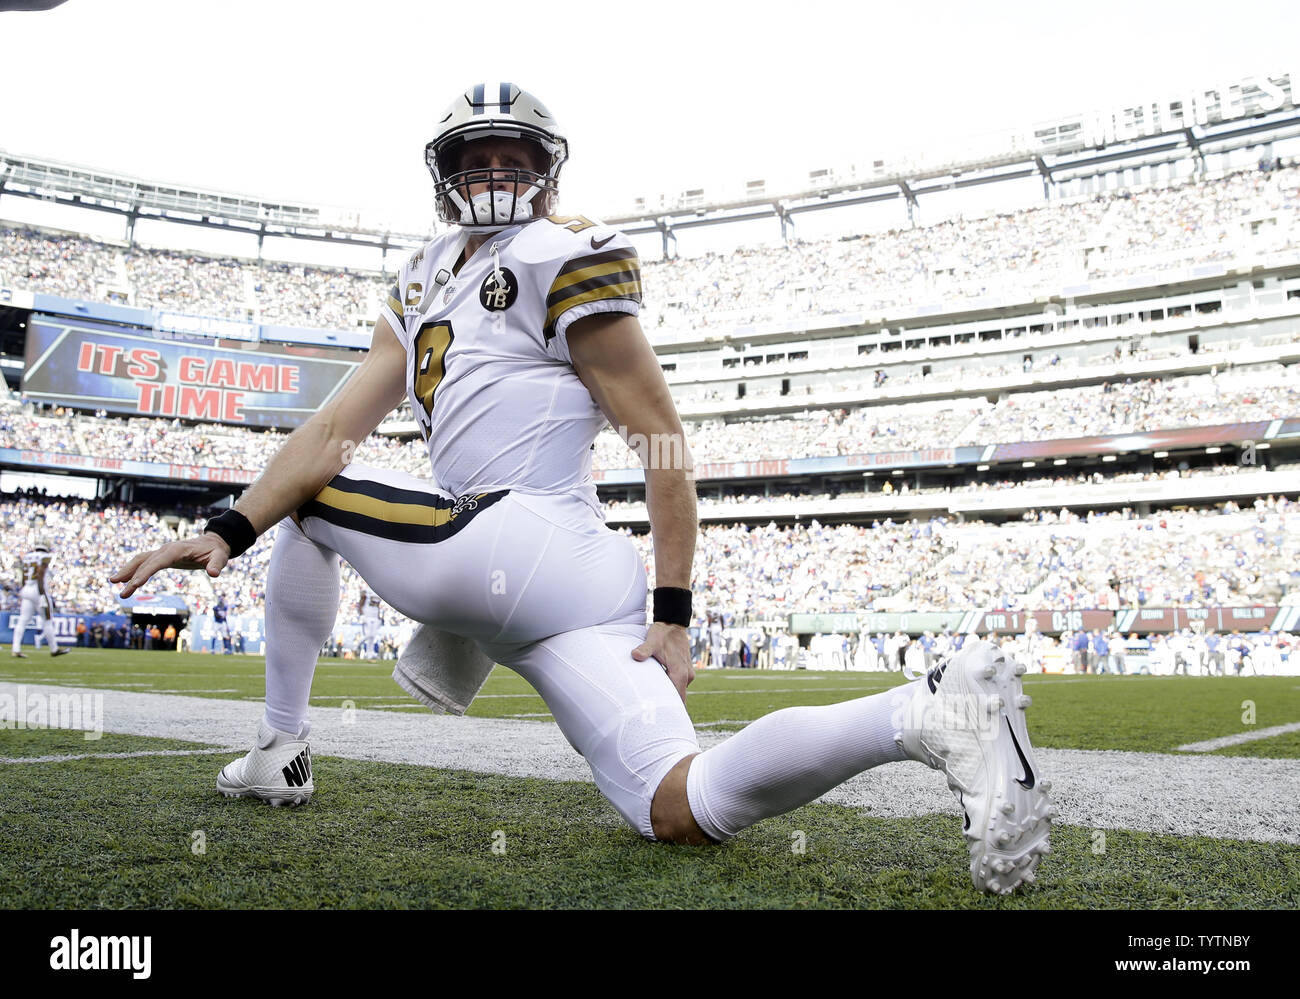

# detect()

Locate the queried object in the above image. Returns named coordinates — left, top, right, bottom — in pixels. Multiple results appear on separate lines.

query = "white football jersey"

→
left=379, top=215, right=643, bottom=513
left=361, top=585, right=382, bottom=618
left=19, top=549, right=50, bottom=590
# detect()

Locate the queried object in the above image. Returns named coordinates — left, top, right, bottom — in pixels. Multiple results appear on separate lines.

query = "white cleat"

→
left=898, top=640, right=1054, bottom=894
left=216, top=719, right=313, bottom=807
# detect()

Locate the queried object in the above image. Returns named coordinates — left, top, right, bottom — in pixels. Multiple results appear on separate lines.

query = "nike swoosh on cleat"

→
left=1005, top=716, right=1036, bottom=789
left=590, top=234, right=615, bottom=250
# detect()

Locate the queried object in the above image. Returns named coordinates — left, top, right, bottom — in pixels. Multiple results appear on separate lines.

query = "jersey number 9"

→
left=412, top=321, right=455, bottom=436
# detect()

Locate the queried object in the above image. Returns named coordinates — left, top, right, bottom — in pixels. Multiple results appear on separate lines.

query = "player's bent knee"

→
left=649, top=753, right=714, bottom=845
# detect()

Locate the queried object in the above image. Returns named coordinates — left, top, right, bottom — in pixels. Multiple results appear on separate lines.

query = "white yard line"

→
left=472, top=687, right=892, bottom=699
left=2, top=682, right=1297, bottom=845
left=150, top=688, right=240, bottom=694
left=689, top=687, right=890, bottom=695
left=0, top=747, right=241, bottom=764
left=1176, top=721, right=1300, bottom=752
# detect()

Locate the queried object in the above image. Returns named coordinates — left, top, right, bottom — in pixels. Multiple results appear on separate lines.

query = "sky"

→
left=1, top=0, right=1297, bottom=262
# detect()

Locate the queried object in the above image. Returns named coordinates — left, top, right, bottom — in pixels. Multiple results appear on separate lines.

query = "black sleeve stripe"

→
left=556, top=246, right=638, bottom=279
left=545, top=268, right=642, bottom=309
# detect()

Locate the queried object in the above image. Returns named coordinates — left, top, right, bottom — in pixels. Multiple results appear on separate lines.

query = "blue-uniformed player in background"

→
left=211, top=598, right=231, bottom=655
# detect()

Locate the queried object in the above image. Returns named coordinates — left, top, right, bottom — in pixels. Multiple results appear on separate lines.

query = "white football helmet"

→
left=426, top=82, right=568, bottom=232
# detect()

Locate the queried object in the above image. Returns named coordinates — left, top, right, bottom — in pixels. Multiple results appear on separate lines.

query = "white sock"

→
left=685, top=682, right=919, bottom=841
left=263, top=518, right=340, bottom=734
left=42, top=618, right=59, bottom=652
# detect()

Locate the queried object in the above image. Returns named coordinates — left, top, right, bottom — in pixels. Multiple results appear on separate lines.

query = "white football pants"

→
left=362, top=616, right=380, bottom=655
left=11, top=586, right=59, bottom=654
left=276, top=463, right=701, bottom=837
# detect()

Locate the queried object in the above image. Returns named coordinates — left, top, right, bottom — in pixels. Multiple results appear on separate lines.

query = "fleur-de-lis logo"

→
left=450, top=494, right=480, bottom=520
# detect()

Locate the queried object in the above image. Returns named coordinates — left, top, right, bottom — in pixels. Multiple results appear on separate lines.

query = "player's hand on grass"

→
left=632, top=622, right=695, bottom=703
left=111, top=534, right=232, bottom=597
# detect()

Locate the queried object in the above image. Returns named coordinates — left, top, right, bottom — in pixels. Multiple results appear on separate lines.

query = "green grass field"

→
left=3, top=648, right=1297, bottom=754
left=2, top=649, right=1298, bottom=909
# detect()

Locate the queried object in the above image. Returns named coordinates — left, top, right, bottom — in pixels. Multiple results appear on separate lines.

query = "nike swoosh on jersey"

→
left=590, top=233, right=615, bottom=250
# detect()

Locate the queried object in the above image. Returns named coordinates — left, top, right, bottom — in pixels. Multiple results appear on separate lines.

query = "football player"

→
left=357, top=583, right=383, bottom=660
left=210, top=597, right=231, bottom=654
left=12, top=539, right=69, bottom=659
left=112, top=83, right=1054, bottom=893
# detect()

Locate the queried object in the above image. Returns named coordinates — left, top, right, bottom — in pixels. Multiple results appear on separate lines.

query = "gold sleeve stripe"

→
left=387, top=284, right=403, bottom=314
left=544, top=279, right=643, bottom=329
left=556, top=245, right=637, bottom=278
left=543, top=262, right=639, bottom=309
left=548, top=258, right=640, bottom=297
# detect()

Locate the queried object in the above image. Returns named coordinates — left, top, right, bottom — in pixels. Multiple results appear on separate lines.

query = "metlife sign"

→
left=1031, top=70, right=1298, bottom=153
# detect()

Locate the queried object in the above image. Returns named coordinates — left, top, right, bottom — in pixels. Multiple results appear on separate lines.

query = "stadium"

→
left=2, top=58, right=1299, bottom=919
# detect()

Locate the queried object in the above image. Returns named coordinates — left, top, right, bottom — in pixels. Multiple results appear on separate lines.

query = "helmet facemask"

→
left=427, top=130, right=563, bottom=232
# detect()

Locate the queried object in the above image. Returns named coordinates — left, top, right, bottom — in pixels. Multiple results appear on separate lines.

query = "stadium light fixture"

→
left=1256, top=443, right=1271, bottom=450
left=891, top=469, right=904, bottom=475
left=1102, top=455, right=1117, bottom=462
left=1205, top=446, right=1221, bottom=454
left=1022, top=461, right=1036, bottom=468
left=976, top=464, right=989, bottom=471
left=1153, top=451, right=1168, bottom=458
left=1053, top=458, right=1067, bottom=465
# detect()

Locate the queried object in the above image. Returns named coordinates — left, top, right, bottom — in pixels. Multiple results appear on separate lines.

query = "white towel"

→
left=392, top=624, right=495, bottom=716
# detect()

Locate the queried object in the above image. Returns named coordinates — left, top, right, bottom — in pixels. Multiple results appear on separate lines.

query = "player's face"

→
left=455, top=136, right=543, bottom=202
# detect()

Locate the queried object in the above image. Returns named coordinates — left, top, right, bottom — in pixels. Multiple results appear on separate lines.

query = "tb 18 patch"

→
left=479, top=267, right=518, bottom=312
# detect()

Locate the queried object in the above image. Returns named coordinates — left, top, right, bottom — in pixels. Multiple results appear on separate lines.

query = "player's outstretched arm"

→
left=568, top=311, right=698, bottom=701
left=112, top=316, right=409, bottom=596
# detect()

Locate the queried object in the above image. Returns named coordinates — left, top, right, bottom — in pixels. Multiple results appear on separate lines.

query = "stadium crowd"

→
left=5, top=490, right=1295, bottom=676
left=622, top=499, right=1300, bottom=619
left=778, top=627, right=1294, bottom=675
left=2, top=165, right=1295, bottom=331
left=952, top=368, right=1300, bottom=446
left=604, top=464, right=1260, bottom=513
left=0, top=492, right=385, bottom=630
left=643, top=165, right=1298, bottom=328
left=5, top=362, right=1296, bottom=477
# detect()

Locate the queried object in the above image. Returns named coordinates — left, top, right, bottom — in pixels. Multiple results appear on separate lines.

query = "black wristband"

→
left=204, top=509, right=257, bottom=559
left=652, top=586, right=692, bottom=627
